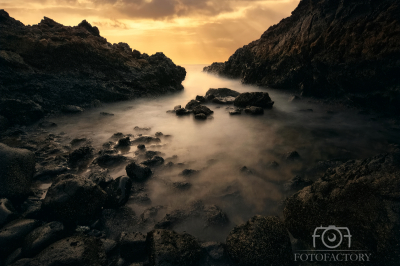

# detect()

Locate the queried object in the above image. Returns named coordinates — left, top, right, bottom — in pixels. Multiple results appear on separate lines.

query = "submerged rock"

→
left=0, top=143, right=35, bottom=200
left=226, top=216, right=292, bottom=266
left=244, top=106, right=264, bottom=115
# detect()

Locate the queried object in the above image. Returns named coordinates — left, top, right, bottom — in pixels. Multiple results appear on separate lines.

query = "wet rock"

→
left=61, top=105, right=84, bottom=113
left=195, top=113, right=207, bottom=120
left=20, top=200, right=42, bottom=220
left=86, top=168, right=113, bottom=189
left=17, top=236, right=107, bottom=266
left=284, top=152, right=400, bottom=265
left=234, top=92, right=274, bottom=109
left=117, top=137, right=131, bottom=147
left=212, top=96, right=236, bottom=104
left=0, top=198, right=18, bottom=228
left=173, top=105, right=181, bottom=111
left=0, top=143, right=35, bottom=200
left=206, top=88, right=240, bottom=98
left=172, top=182, right=192, bottom=191
left=100, top=112, right=114, bottom=116
left=185, top=100, right=201, bottom=110
left=147, top=229, right=203, bottom=266
left=21, top=221, right=65, bottom=257
left=111, top=132, right=125, bottom=140
left=42, top=174, right=107, bottom=225
left=137, top=144, right=146, bottom=150
left=245, top=106, right=264, bottom=115
left=0, top=99, right=44, bottom=126
left=180, top=169, right=199, bottom=177
left=104, top=176, right=132, bottom=209
left=0, top=219, right=41, bottom=258
left=119, top=232, right=147, bottom=262
left=192, top=105, right=213, bottom=116
left=284, top=151, right=301, bottom=161
left=141, top=156, right=164, bottom=167
left=95, top=154, right=128, bottom=168
left=126, top=162, right=153, bottom=182
left=100, top=207, right=140, bottom=239
left=175, top=108, right=190, bottom=116
left=195, top=95, right=206, bottom=103
left=145, top=151, right=160, bottom=159
left=155, top=132, right=163, bottom=137
left=131, top=136, right=161, bottom=144
left=226, top=216, right=292, bottom=266
left=204, top=205, right=229, bottom=228
left=68, top=146, right=94, bottom=167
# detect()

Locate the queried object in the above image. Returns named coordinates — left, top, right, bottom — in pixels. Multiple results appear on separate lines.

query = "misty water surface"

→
left=45, top=65, right=399, bottom=241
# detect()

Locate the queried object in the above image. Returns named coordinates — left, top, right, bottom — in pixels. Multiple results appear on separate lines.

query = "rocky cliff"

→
left=0, top=10, right=186, bottom=127
left=204, top=0, right=400, bottom=112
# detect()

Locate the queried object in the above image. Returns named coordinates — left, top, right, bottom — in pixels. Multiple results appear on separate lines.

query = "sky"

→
left=1, top=0, right=300, bottom=64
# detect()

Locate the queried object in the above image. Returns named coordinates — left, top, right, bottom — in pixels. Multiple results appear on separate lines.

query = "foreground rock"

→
left=126, top=162, right=153, bottom=182
left=12, top=236, right=107, bottom=266
left=42, top=174, right=107, bottom=225
left=0, top=10, right=186, bottom=128
left=147, top=229, right=203, bottom=266
left=0, top=143, right=35, bottom=201
left=205, top=88, right=240, bottom=103
left=204, top=0, right=400, bottom=113
left=284, top=151, right=400, bottom=265
left=226, top=215, right=292, bottom=266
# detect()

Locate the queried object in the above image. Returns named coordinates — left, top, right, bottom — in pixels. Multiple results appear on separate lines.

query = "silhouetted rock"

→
left=234, top=92, right=274, bottom=109
left=42, top=174, right=107, bottom=225
left=0, top=143, right=35, bottom=200
left=141, top=156, right=164, bottom=167
left=195, top=95, right=206, bottom=102
left=195, top=113, right=207, bottom=120
left=175, top=108, right=190, bottom=116
left=206, top=88, right=240, bottom=104
left=193, top=105, right=214, bottom=116
left=226, top=216, right=292, bottom=266
left=185, top=100, right=201, bottom=110
left=204, top=0, right=400, bottom=113
left=95, top=154, right=127, bottom=168
left=0, top=10, right=186, bottom=128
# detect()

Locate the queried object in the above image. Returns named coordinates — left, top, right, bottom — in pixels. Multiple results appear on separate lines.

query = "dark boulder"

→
left=0, top=143, right=35, bottom=200
left=68, top=146, right=94, bottom=167
left=284, top=152, right=400, bottom=265
left=192, top=105, right=213, bottom=116
left=119, top=232, right=148, bottom=262
left=226, top=216, right=292, bottom=266
left=141, top=156, right=164, bottom=167
left=0, top=198, right=18, bottom=228
left=146, top=229, right=203, bottom=266
left=195, top=95, right=206, bottom=103
left=95, top=154, right=127, bottom=168
left=206, top=88, right=240, bottom=98
left=0, top=219, right=41, bottom=258
left=77, top=19, right=100, bottom=37
left=15, top=236, right=107, bottom=266
left=185, top=100, right=202, bottom=110
left=0, top=99, right=44, bottom=126
left=234, top=92, right=274, bottom=109
left=103, top=176, right=132, bottom=209
left=61, top=105, right=84, bottom=114
left=21, top=221, right=65, bottom=257
left=86, top=168, right=113, bottom=189
left=126, top=162, right=152, bottom=182
left=131, top=136, right=161, bottom=144
left=180, top=169, right=199, bottom=177
left=99, top=207, right=140, bottom=240
left=42, top=174, right=107, bottom=225
left=116, top=137, right=131, bottom=147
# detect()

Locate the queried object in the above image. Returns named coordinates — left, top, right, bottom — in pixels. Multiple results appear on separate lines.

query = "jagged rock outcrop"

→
left=204, top=0, right=400, bottom=112
left=0, top=10, right=186, bottom=127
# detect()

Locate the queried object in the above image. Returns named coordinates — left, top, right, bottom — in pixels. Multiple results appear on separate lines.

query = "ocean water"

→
left=45, top=64, right=399, bottom=241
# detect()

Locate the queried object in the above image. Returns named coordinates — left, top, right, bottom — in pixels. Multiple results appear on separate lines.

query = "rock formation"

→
left=0, top=10, right=186, bottom=127
left=204, top=0, right=400, bottom=113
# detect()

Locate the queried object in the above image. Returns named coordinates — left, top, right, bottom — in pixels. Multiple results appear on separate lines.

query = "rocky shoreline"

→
left=203, top=0, right=400, bottom=114
left=0, top=10, right=186, bottom=130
